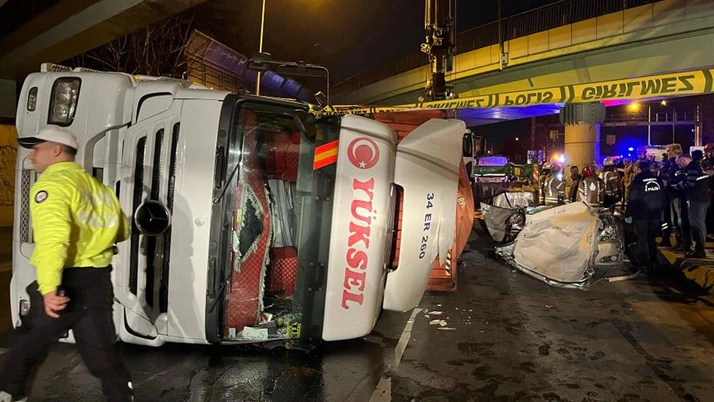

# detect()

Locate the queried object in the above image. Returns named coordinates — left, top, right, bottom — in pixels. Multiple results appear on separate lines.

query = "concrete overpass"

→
left=0, top=0, right=209, bottom=119
left=329, top=0, right=714, bottom=168
left=332, top=0, right=714, bottom=113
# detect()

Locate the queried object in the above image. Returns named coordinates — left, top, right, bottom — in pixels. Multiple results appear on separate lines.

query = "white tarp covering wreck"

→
left=495, top=202, right=599, bottom=289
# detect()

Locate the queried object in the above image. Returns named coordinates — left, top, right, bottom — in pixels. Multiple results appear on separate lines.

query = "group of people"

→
left=625, top=144, right=712, bottom=271
left=538, top=143, right=714, bottom=273
left=538, top=157, right=622, bottom=209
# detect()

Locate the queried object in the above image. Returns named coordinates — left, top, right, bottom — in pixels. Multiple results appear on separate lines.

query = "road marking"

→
left=369, top=307, right=422, bottom=402
left=394, top=307, right=422, bottom=367
left=368, top=377, right=391, bottom=402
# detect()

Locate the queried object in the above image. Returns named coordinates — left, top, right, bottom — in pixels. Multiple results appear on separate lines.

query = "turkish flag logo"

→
left=347, top=137, right=379, bottom=170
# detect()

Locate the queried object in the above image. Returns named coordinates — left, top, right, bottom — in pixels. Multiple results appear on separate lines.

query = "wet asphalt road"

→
left=4, top=225, right=714, bottom=402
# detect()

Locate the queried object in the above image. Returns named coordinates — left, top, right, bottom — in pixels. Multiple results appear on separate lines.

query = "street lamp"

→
left=628, top=102, right=651, bottom=145
left=256, top=0, right=267, bottom=95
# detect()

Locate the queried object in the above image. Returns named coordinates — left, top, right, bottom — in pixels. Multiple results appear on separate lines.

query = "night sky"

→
left=194, top=0, right=566, bottom=151
left=200, top=0, right=562, bottom=82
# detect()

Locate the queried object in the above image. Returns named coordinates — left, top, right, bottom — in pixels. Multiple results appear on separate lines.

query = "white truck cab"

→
left=11, top=64, right=465, bottom=347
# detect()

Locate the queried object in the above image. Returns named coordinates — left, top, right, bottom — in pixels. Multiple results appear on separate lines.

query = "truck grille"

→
left=129, top=137, right=147, bottom=296
left=19, top=170, right=34, bottom=243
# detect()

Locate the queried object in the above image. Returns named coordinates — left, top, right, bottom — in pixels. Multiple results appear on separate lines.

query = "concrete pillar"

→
left=559, top=103, right=606, bottom=169
left=564, top=123, right=600, bottom=168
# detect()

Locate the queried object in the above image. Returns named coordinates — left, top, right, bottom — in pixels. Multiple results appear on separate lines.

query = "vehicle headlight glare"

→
left=48, top=77, right=81, bottom=126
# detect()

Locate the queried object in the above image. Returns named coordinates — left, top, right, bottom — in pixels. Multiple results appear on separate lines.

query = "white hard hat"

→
left=18, top=126, right=79, bottom=150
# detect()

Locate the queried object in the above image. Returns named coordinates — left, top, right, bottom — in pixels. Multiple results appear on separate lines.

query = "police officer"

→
left=704, top=143, right=714, bottom=236
left=576, top=166, right=605, bottom=207
left=677, top=152, right=710, bottom=258
left=625, top=160, right=666, bottom=273
left=0, top=128, right=133, bottom=402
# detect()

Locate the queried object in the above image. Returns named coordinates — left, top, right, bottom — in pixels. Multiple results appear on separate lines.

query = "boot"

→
left=685, top=250, right=706, bottom=258
left=672, top=244, right=690, bottom=253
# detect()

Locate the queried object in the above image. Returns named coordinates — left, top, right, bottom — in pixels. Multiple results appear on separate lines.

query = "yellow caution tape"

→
left=312, top=68, right=714, bottom=118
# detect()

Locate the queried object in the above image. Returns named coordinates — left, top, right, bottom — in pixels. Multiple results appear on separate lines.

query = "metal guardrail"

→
left=604, top=112, right=695, bottom=123
left=332, top=0, right=664, bottom=98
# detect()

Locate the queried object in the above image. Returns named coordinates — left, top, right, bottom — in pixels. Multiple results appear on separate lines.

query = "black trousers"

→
left=0, top=267, right=132, bottom=402
left=634, top=219, right=660, bottom=268
left=661, top=192, right=672, bottom=242
left=689, top=200, right=710, bottom=253
left=672, top=197, right=691, bottom=248
left=707, top=190, right=714, bottom=234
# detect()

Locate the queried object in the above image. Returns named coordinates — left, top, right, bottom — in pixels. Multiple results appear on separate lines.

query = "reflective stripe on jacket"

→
left=601, top=169, right=621, bottom=198
left=30, top=162, right=130, bottom=295
left=577, top=176, right=605, bottom=207
left=543, top=174, right=565, bottom=205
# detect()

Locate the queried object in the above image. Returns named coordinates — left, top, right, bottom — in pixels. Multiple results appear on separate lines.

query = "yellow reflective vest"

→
left=29, top=161, right=130, bottom=295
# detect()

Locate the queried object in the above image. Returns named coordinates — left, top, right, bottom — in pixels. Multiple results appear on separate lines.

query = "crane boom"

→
left=422, top=0, right=456, bottom=101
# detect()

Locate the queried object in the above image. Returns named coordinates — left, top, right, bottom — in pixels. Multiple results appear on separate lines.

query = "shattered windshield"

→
left=210, top=99, right=339, bottom=343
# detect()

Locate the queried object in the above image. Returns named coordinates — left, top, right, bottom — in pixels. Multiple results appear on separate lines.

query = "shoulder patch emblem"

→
left=35, top=190, right=48, bottom=203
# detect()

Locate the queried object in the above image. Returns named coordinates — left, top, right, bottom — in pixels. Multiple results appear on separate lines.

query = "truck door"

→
left=321, top=115, right=398, bottom=342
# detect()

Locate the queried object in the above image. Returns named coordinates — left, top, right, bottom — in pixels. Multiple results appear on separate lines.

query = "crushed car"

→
left=482, top=201, right=624, bottom=289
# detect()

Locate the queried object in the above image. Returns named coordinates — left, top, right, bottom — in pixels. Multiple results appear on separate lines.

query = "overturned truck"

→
left=10, top=64, right=472, bottom=348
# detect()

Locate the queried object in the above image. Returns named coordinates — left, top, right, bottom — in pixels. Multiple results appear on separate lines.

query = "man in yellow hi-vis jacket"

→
left=0, top=127, right=133, bottom=402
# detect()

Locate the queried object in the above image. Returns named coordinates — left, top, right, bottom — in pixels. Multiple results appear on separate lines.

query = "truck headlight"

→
left=27, top=87, right=38, bottom=111
left=19, top=298, right=30, bottom=316
left=48, top=77, right=81, bottom=126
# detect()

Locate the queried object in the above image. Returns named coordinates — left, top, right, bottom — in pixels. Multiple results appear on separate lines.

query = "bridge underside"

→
left=335, top=1, right=714, bottom=129
left=381, top=28, right=714, bottom=117
left=0, top=0, right=209, bottom=80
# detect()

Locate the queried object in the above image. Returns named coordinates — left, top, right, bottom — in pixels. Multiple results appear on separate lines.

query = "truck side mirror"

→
left=462, top=133, right=473, bottom=157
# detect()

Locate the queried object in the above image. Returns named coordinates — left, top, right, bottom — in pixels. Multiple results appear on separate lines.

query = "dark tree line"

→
left=67, top=13, right=196, bottom=78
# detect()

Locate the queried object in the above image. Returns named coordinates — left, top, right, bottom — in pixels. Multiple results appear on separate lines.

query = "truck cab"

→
left=10, top=65, right=466, bottom=347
